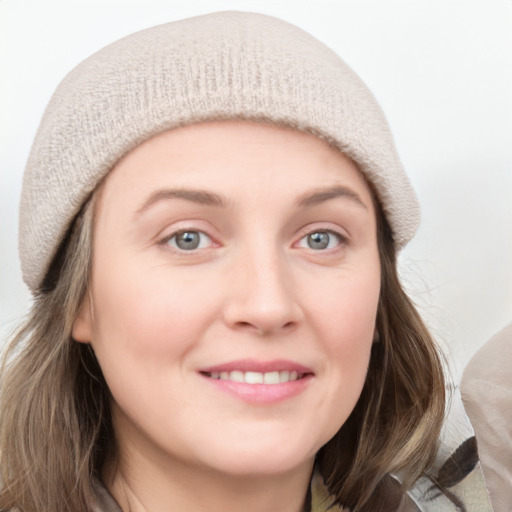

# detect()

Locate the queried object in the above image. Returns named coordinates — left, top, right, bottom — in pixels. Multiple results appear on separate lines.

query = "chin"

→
left=194, top=434, right=319, bottom=477
left=210, top=454, right=314, bottom=478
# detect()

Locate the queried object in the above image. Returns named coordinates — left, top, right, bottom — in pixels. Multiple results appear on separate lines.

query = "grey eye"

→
left=166, top=231, right=211, bottom=251
left=307, top=232, right=330, bottom=250
left=300, top=231, right=342, bottom=250
left=176, top=231, right=200, bottom=250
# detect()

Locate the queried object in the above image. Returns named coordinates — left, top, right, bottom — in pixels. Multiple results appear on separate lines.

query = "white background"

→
left=1, top=0, right=511, bottom=381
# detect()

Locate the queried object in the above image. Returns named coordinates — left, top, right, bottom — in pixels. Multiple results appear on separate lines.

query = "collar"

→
left=92, top=469, right=344, bottom=512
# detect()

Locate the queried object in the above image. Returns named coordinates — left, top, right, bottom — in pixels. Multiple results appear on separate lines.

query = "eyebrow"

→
left=296, top=186, right=368, bottom=209
left=135, top=184, right=367, bottom=218
left=135, top=188, right=231, bottom=216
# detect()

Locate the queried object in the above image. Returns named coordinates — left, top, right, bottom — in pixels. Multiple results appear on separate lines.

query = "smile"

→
left=199, top=360, right=314, bottom=404
left=203, top=370, right=304, bottom=384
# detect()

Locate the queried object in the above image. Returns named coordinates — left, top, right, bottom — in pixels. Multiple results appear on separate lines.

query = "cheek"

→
left=87, top=266, right=222, bottom=432
left=88, top=262, right=219, bottom=379
left=306, top=265, right=380, bottom=423
left=311, top=266, right=380, bottom=349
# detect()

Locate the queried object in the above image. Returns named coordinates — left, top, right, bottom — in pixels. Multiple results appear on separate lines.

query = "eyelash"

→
left=160, top=230, right=216, bottom=253
left=295, top=229, right=348, bottom=252
left=158, top=227, right=348, bottom=254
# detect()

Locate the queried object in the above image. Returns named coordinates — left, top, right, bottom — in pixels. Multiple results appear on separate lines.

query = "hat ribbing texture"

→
left=19, top=11, right=420, bottom=292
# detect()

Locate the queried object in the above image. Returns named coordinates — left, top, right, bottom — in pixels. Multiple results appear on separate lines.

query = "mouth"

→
left=200, top=370, right=307, bottom=384
left=198, top=360, right=314, bottom=403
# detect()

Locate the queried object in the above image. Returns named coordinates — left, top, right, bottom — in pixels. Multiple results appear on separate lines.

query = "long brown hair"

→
left=0, top=188, right=445, bottom=512
left=0, top=195, right=113, bottom=512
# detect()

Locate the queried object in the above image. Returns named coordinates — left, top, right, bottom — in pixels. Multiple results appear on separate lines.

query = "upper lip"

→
left=199, top=359, right=314, bottom=374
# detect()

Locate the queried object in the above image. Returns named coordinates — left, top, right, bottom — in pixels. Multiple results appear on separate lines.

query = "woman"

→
left=0, top=11, right=492, bottom=512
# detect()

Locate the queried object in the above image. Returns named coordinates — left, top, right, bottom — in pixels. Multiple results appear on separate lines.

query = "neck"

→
left=105, top=454, right=314, bottom=512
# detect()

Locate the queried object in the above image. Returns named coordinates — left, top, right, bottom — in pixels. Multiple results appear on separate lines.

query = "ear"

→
left=72, top=294, right=93, bottom=343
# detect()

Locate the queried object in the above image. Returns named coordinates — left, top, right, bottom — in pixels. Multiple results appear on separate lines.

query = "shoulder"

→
left=91, top=478, right=122, bottom=512
left=406, top=436, right=494, bottom=511
left=405, top=381, right=494, bottom=512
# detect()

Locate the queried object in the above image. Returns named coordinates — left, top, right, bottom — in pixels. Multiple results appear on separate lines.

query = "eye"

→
left=164, top=230, right=213, bottom=251
left=297, top=230, right=344, bottom=251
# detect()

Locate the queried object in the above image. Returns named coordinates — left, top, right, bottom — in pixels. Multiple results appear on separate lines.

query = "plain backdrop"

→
left=1, top=0, right=511, bottom=381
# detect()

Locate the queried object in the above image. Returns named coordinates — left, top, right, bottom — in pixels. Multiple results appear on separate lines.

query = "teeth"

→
left=245, top=371, right=263, bottom=384
left=263, top=371, right=280, bottom=384
left=230, top=370, right=244, bottom=383
left=207, top=370, right=302, bottom=384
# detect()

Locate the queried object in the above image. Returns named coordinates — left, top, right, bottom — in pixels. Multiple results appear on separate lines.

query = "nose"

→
left=222, top=248, right=304, bottom=336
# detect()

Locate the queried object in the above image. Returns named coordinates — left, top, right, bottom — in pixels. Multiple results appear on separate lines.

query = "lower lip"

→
left=200, top=374, right=314, bottom=404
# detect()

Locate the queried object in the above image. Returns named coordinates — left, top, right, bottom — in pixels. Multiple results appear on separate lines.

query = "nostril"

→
left=236, top=321, right=252, bottom=327
left=233, top=320, right=297, bottom=335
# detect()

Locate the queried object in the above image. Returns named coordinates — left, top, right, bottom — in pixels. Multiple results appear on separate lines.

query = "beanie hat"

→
left=19, top=11, right=420, bottom=293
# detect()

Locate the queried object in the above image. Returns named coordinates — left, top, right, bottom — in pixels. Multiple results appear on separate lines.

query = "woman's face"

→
left=73, top=121, right=381, bottom=478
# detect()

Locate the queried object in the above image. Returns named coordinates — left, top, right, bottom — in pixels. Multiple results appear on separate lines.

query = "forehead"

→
left=99, top=120, right=376, bottom=214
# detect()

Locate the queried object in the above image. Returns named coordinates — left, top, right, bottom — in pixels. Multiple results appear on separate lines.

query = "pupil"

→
left=176, top=232, right=200, bottom=250
left=308, top=232, right=329, bottom=250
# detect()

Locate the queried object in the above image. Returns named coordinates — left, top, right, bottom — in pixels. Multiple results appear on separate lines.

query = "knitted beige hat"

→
left=19, top=11, right=420, bottom=293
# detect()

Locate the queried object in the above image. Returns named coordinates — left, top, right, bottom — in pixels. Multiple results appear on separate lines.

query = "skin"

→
left=73, top=121, right=381, bottom=512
